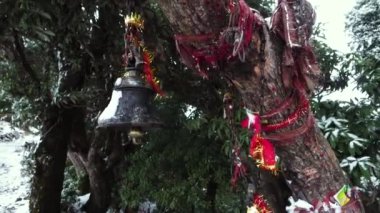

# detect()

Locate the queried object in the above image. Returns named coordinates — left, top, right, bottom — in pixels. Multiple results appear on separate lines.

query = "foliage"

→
left=118, top=97, right=249, bottom=212
left=312, top=35, right=349, bottom=92
left=346, top=0, right=380, bottom=106
left=317, top=113, right=376, bottom=178
left=308, top=0, right=380, bottom=208
left=314, top=100, right=380, bottom=208
left=347, top=0, right=380, bottom=59
left=308, top=1, right=380, bottom=208
left=0, top=79, right=12, bottom=120
left=61, top=164, right=86, bottom=205
left=345, top=0, right=380, bottom=207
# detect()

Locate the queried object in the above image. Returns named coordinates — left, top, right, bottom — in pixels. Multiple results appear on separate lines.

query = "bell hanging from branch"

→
left=97, top=13, right=163, bottom=144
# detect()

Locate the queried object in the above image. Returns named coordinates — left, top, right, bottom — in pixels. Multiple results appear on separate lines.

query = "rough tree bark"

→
left=29, top=107, right=71, bottom=213
left=29, top=63, right=85, bottom=212
left=84, top=130, right=112, bottom=213
left=157, top=0, right=363, bottom=212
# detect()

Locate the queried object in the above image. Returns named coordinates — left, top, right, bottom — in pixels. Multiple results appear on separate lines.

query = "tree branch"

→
left=12, top=28, right=42, bottom=93
left=157, top=0, right=229, bottom=35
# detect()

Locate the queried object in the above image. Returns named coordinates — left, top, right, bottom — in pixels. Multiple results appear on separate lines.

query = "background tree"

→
left=317, top=0, right=380, bottom=211
left=309, top=0, right=380, bottom=211
left=346, top=0, right=380, bottom=106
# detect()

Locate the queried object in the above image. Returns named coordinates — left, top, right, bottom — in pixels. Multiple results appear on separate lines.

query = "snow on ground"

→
left=0, top=121, right=39, bottom=213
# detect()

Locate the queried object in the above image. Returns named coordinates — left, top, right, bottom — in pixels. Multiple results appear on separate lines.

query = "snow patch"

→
left=138, top=200, right=157, bottom=213
left=114, top=78, right=122, bottom=86
left=98, top=90, right=122, bottom=121
left=361, top=176, right=380, bottom=192
left=69, top=193, right=90, bottom=212
left=0, top=121, right=40, bottom=212
left=286, top=197, right=314, bottom=212
left=0, top=122, right=22, bottom=142
left=286, top=196, right=344, bottom=213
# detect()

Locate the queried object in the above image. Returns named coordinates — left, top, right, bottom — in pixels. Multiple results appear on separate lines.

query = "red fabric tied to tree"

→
left=271, top=0, right=320, bottom=92
left=247, top=193, right=273, bottom=213
left=250, top=136, right=276, bottom=171
left=174, top=0, right=259, bottom=78
left=241, top=113, right=277, bottom=172
left=230, top=148, right=248, bottom=187
left=174, top=34, right=231, bottom=78
left=262, top=90, right=309, bottom=132
left=241, top=85, right=313, bottom=145
left=142, top=51, right=164, bottom=96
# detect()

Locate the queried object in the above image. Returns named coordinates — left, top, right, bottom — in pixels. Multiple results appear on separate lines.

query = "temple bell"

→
left=97, top=64, right=162, bottom=144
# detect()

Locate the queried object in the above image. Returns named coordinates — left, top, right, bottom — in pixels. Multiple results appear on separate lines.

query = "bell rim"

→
left=96, top=120, right=163, bottom=130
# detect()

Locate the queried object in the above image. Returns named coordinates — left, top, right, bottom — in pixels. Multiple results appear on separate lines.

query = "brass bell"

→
left=97, top=65, right=162, bottom=144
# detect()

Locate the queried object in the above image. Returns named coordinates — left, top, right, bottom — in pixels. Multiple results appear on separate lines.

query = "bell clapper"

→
left=128, top=128, right=144, bottom=145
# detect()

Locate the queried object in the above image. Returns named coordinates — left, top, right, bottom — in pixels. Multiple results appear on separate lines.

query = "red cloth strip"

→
left=242, top=114, right=277, bottom=172
left=262, top=92, right=309, bottom=132
left=174, top=0, right=258, bottom=77
left=261, top=91, right=295, bottom=119
left=265, top=113, right=314, bottom=144
left=142, top=52, right=164, bottom=96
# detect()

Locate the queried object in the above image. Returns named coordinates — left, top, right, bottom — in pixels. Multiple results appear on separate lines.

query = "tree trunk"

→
left=29, top=107, right=77, bottom=212
left=84, top=130, right=112, bottom=213
left=29, top=62, right=86, bottom=212
left=157, top=0, right=363, bottom=211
